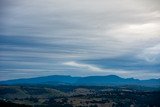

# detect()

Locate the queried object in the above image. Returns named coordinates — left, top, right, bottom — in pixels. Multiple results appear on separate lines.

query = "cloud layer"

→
left=0, top=0, right=160, bottom=80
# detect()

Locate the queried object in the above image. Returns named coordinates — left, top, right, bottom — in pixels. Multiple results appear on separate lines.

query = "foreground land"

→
left=0, top=85, right=160, bottom=107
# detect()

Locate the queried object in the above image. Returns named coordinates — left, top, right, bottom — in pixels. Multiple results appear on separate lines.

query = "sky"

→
left=0, top=0, right=160, bottom=80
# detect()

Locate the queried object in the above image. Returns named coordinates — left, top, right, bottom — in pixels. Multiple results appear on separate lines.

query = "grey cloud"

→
left=0, top=0, right=160, bottom=80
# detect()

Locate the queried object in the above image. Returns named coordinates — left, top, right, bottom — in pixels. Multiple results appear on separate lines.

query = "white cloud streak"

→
left=63, top=61, right=104, bottom=72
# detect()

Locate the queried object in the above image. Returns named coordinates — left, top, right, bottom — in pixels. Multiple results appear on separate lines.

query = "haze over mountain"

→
left=0, top=75, right=159, bottom=87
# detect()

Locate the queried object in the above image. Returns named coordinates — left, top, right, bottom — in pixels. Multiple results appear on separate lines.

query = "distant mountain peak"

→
left=0, top=75, right=159, bottom=87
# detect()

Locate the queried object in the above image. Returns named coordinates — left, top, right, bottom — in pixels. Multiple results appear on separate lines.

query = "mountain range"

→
left=0, top=75, right=160, bottom=87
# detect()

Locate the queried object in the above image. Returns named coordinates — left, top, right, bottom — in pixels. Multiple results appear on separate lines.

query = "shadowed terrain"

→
left=0, top=84, right=160, bottom=107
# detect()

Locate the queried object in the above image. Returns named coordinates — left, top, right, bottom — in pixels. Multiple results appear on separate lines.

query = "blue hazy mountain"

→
left=0, top=75, right=159, bottom=87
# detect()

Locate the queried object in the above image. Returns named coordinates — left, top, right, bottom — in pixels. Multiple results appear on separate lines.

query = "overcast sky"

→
left=0, top=0, right=160, bottom=80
